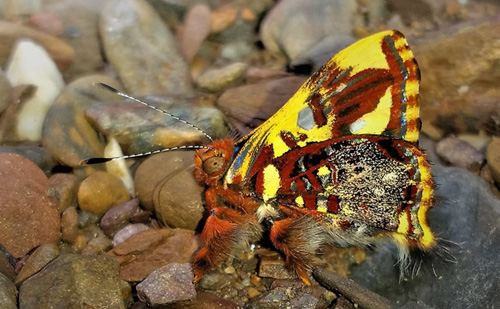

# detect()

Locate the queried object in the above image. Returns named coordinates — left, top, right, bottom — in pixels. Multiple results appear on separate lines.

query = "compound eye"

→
left=203, top=156, right=225, bottom=175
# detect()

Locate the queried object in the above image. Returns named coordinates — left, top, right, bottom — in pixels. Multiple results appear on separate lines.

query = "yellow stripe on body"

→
left=349, top=87, right=393, bottom=135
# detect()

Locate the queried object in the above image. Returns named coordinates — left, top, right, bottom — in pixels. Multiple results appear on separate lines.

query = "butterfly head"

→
left=194, top=138, right=235, bottom=186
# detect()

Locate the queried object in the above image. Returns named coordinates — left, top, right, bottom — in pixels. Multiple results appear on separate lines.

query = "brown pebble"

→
left=78, top=171, right=130, bottom=215
left=61, top=207, right=79, bottom=243
left=48, top=173, right=79, bottom=213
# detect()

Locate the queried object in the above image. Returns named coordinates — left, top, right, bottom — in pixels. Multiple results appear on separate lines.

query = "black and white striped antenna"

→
left=80, top=83, right=214, bottom=166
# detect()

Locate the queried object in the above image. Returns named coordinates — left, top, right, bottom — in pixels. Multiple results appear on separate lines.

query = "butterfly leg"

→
left=192, top=206, right=261, bottom=282
left=268, top=215, right=326, bottom=285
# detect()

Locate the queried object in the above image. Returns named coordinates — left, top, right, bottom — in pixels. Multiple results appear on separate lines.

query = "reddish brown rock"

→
left=217, top=76, right=306, bottom=135
left=107, top=228, right=198, bottom=282
left=0, top=153, right=60, bottom=258
left=48, top=173, right=79, bottom=213
left=14, top=243, right=60, bottom=286
left=101, top=198, right=141, bottom=238
left=178, top=4, right=211, bottom=63
left=78, top=171, right=131, bottom=215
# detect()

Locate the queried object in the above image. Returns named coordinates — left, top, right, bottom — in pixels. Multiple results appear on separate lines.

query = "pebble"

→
left=415, top=20, right=500, bottom=134
left=217, top=76, right=306, bottom=135
left=350, top=165, right=500, bottom=308
left=100, top=0, right=192, bottom=96
left=78, top=171, right=131, bottom=215
left=101, top=198, right=140, bottom=238
left=113, top=224, right=151, bottom=247
left=0, top=145, right=55, bottom=174
left=107, top=228, right=198, bottom=282
left=486, top=138, right=500, bottom=185
left=5, top=39, right=65, bottom=142
left=14, top=243, right=60, bottom=286
left=197, top=62, right=248, bottom=92
left=61, top=207, right=79, bottom=244
left=84, top=94, right=229, bottom=155
left=42, top=74, right=122, bottom=170
left=136, top=263, right=196, bottom=306
left=79, top=225, right=113, bottom=255
left=0, top=20, right=74, bottom=69
left=257, top=251, right=296, bottom=280
left=134, top=151, right=204, bottom=230
left=178, top=4, right=211, bottom=63
left=0, top=153, right=60, bottom=258
left=0, top=273, right=17, bottom=309
left=19, top=254, right=128, bottom=308
left=435, top=136, right=484, bottom=172
left=48, top=173, right=79, bottom=213
left=0, top=249, right=16, bottom=281
left=104, top=137, right=135, bottom=197
left=169, top=291, right=240, bottom=309
left=260, top=0, right=357, bottom=61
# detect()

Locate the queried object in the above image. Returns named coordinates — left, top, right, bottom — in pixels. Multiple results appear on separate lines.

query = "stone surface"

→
left=248, top=280, right=327, bottom=309
left=48, top=173, right=79, bottom=213
left=108, top=228, right=198, bottom=282
left=112, top=223, right=151, bottom=247
left=84, top=93, right=229, bottom=155
left=42, top=75, right=122, bottom=169
left=0, top=145, right=55, bottom=174
left=79, top=225, right=113, bottom=255
left=486, top=138, right=500, bottom=185
left=260, top=0, right=357, bottom=60
left=28, top=12, right=64, bottom=36
left=0, top=249, right=16, bottom=281
left=258, top=251, right=296, bottom=281
left=19, top=254, right=127, bottom=309
left=0, top=20, right=74, bottom=69
left=178, top=4, right=211, bottom=63
left=136, top=263, right=196, bottom=305
left=0, top=153, right=60, bottom=258
left=169, top=291, right=240, bottom=309
left=14, top=243, right=60, bottom=286
left=100, top=0, right=192, bottom=96
left=101, top=198, right=141, bottom=238
left=197, top=62, right=248, bottom=92
left=134, top=151, right=204, bottom=230
left=436, top=136, right=485, bottom=172
left=0, top=273, right=17, bottom=309
left=5, top=39, right=65, bottom=142
left=78, top=171, right=131, bottom=215
left=104, top=137, right=135, bottom=196
left=350, top=165, right=500, bottom=308
left=61, top=207, right=79, bottom=243
left=217, top=76, right=306, bottom=135
left=0, top=69, right=12, bottom=114
left=414, top=20, right=500, bottom=134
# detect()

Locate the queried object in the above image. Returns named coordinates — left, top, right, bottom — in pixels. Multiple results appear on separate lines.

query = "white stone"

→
left=5, top=39, right=65, bottom=141
left=104, top=137, right=135, bottom=197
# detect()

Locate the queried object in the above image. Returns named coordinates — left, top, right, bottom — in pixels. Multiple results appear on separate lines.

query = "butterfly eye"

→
left=203, top=156, right=225, bottom=175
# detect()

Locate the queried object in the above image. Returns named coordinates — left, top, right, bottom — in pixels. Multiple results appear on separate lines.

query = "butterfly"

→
left=190, top=30, right=435, bottom=285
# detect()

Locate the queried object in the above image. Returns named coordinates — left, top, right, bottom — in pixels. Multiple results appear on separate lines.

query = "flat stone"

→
left=101, top=198, right=140, bottom=237
left=108, top=228, right=198, bottom=282
left=113, top=224, right=151, bottom=247
left=14, top=243, right=60, bottom=286
left=0, top=153, right=60, bottom=258
left=136, top=263, right=196, bottom=305
left=0, top=273, right=17, bottom=309
left=19, top=254, right=127, bottom=309
left=197, top=62, right=248, bottom=92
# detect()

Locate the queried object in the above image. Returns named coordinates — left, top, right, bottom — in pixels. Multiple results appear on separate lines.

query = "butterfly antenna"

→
left=96, top=83, right=213, bottom=142
left=80, top=145, right=214, bottom=165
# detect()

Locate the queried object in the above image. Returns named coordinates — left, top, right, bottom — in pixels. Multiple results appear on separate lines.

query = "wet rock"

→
left=5, top=39, right=65, bottom=142
left=14, top=243, right=60, bottom=286
left=258, top=251, right=296, bottom=281
left=134, top=151, right=204, bottom=230
left=19, top=254, right=127, bottom=308
left=0, top=273, right=17, bottom=309
left=178, top=4, right=211, bottom=63
left=78, top=210, right=101, bottom=228
left=486, top=138, right=500, bottom=185
left=415, top=20, right=500, bottom=134
left=79, top=225, right=113, bottom=255
left=248, top=280, right=327, bottom=309
left=218, top=76, right=306, bottom=135
left=108, top=228, right=198, bottom=282
left=78, top=171, right=131, bottom=215
left=61, top=207, right=79, bottom=243
left=48, top=173, right=79, bottom=213
left=197, top=62, right=248, bottom=92
left=85, top=93, right=228, bottom=155
left=42, top=75, right=122, bottom=169
left=136, top=263, right=196, bottom=305
left=0, top=153, right=60, bottom=258
left=100, top=0, right=192, bottom=96
left=436, top=136, right=484, bottom=172
left=0, top=250, right=16, bottom=281
left=260, top=0, right=357, bottom=61
left=101, top=198, right=140, bottom=238
left=196, top=272, right=235, bottom=291
left=0, top=145, right=55, bottom=174
left=0, top=20, right=74, bottom=69
left=112, top=224, right=151, bottom=247
left=170, top=291, right=240, bottom=309
left=350, top=165, right=500, bottom=308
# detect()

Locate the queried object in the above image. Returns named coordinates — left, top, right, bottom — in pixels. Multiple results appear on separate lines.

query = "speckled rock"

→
left=19, top=254, right=127, bottom=309
left=48, top=173, right=79, bottom=213
left=0, top=145, right=55, bottom=174
left=197, top=62, right=248, bottom=92
left=0, top=273, right=17, bottom=309
left=0, top=153, right=60, bottom=258
left=78, top=171, right=131, bottom=215
left=100, top=0, right=192, bottom=96
left=136, top=263, right=196, bottom=305
left=107, top=228, right=198, bottom=282
left=436, top=136, right=484, bottom=172
left=260, top=0, right=357, bottom=60
left=134, top=151, right=204, bottom=230
left=14, top=243, right=60, bottom=286
left=101, top=198, right=140, bottom=238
